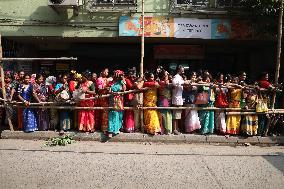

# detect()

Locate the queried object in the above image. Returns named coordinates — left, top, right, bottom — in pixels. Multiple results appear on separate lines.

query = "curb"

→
left=1, top=130, right=284, bottom=145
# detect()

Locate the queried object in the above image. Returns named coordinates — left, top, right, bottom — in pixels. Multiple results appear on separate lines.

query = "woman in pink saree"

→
left=96, top=68, right=110, bottom=133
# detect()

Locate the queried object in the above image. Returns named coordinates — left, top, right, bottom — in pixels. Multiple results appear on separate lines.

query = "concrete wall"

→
left=0, top=0, right=170, bottom=37
left=1, top=0, right=280, bottom=83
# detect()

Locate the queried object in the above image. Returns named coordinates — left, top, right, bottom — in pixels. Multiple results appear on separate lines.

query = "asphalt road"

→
left=0, top=139, right=284, bottom=189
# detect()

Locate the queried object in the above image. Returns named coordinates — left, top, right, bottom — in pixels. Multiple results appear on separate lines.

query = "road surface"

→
left=0, top=139, right=284, bottom=189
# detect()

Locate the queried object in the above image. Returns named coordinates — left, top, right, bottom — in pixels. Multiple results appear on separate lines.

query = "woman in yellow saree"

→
left=226, top=77, right=242, bottom=135
left=143, top=72, right=161, bottom=135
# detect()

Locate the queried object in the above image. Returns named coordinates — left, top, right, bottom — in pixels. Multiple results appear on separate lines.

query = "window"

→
left=216, top=0, right=243, bottom=7
left=175, top=0, right=209, bottom=7
left=87, top=0, right=137, bottom=12
left=94, top=0, right=136, bottom=5
left=96, top=0, right=112, bottom=4
left=116, top=0, right=135, bottom=4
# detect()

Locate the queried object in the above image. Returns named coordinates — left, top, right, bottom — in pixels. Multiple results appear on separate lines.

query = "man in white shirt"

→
left=172, top=65, right=186, bottom=135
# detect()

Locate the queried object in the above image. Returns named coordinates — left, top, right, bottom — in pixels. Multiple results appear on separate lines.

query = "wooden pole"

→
left=0, top=34, right=2, bottom=60
left=0, top=34, right=6, bottom=101
left=1, top=57, right=77, bottom=61
left=0, top=35, right=15, bottom=130
left=6, top=104, right=284, bottom=114
left=0, top=34, right=8, bottom=130
left=139, top=0, right=145, bottom=133
left=140, top=0, right=145, bottom=78
left=272, top=0, right=283, bottom=108
left=226, top=111, right=284, bottom=115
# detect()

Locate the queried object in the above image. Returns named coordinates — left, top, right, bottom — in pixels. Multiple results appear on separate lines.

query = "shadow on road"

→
left=1, top=148, right=284, bottom=158
left=262, top=152, right=284, bottom=175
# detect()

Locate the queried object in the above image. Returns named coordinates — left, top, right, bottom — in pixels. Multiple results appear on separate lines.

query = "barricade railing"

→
left=1, top=98, right=284, bottom=114
left=0, top=84, right=283, bottom=119
left=1, top=98, right=284, bottom=133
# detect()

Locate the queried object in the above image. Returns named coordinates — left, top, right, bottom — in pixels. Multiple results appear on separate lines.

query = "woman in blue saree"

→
left=108, top=70, right=126, bottom=138
left=33, top=74, right=50, bottom=131
left=17, top=74, right=38, bottom=132
left=55, top=74, right=71, bottom=134
left=198, top=72, right=215, bottom=135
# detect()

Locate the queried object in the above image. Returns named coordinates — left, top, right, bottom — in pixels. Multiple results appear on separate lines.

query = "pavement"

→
left=1, top=130, right=284, bottom=145
left=0, top=139, right=284, bottom=189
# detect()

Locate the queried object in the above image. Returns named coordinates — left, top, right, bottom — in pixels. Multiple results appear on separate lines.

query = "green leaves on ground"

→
left=44, top=135, right=75, bottom=147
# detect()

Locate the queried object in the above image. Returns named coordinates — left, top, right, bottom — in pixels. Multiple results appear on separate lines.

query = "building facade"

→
left=0, top=0, right=280, bottom=80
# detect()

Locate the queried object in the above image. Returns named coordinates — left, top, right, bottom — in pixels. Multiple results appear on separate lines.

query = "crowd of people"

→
left=0, top=65, right=283, bottom=138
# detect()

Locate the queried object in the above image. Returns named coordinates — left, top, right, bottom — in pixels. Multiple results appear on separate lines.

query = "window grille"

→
left=175, top=0, right=209, bottom=7
left=216, top=0, right=244, bottom=7
left=87, top=0, right=137, bottom=12
left=93, top=0, right=136, bottom=5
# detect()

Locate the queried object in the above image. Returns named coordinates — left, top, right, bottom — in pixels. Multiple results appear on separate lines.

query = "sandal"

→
left=108, top=133, right=113, bottom=138
left=89, top=129, right=95, bottom=133
left=173, top=130, right=180, bottom=135
left=59, top=130, right=64, bottom=135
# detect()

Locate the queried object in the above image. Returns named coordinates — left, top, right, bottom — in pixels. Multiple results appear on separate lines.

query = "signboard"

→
left=119, top=16, right=174, bottom=37
left=40, top=61, right=54, bottom=75
left=211, top=19, right=230, bottom=39
left=119, top=16, right=257, bottom=40
left=154, top=45, right=204, bottom=59
left=174, top=18, right=211, bottom=39
left=19, top=62, right=32, bottom=74
left=230, top=19, right=254, bottom=40
left=56, top=63, right=69, bottom=71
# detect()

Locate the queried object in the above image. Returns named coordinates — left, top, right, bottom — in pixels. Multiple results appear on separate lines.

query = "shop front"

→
left=2, top=37, right=278, bottom=83
left=1, top=14, right=279, bottom=81
left=118, top=16, right=279, bottom=81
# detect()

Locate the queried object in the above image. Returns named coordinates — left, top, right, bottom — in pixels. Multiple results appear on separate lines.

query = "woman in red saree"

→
left=69, top=70, right=80, bottom=129
left=92, top=72, right=100, bottom=130
left=123, top=69, right=136, bottom=133
left=78, top=71, right=96, bottom=132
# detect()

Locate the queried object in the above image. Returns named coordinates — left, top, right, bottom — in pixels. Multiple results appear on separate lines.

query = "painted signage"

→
left=174, top=18, right=211, bottom=39
left=119, top=16, right=174, bottom=37
left=154, top=45, right=204, bottom=59
left=119, top=16, right=253, bottom=40
left=211, top=19, right=231, bottom=39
